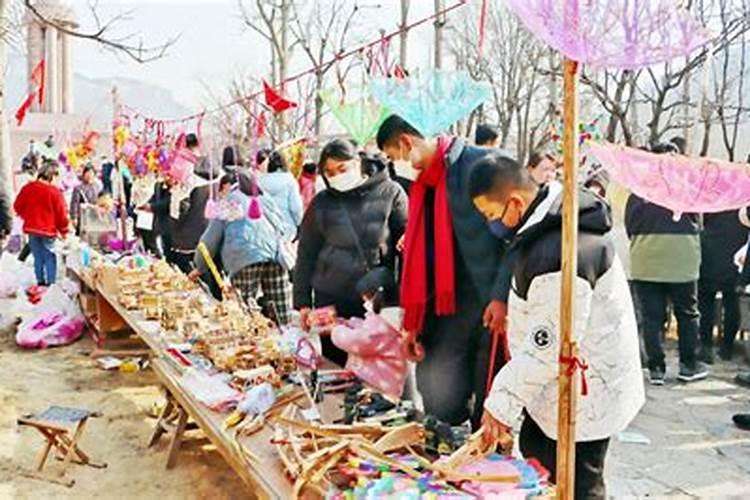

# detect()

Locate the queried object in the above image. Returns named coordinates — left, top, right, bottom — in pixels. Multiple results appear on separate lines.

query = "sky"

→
left=56, top=0, right=441, bottom=115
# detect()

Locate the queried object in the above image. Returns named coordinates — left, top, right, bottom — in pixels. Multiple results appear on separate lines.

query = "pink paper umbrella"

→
left=589, top=142, right=750, bottom=218
left=505, top=0, right=710, bottom=69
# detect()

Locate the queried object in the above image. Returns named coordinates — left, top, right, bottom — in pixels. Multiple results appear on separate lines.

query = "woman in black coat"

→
left=698, top=210, right=748, bottom=362
left=294, top=139, right=408, bottom=365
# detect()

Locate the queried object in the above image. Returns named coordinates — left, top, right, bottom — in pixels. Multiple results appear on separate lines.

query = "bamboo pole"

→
left=111, top=85, right=128, bottom=244
left=556, top=57, right=580, bottom=499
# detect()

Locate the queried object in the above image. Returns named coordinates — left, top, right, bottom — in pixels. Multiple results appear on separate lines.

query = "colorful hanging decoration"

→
left=263, top=80, right=298, bottom=113
left=547, top=113, right=604, bottom=168
left=276, top=137, right=307, bottom=179
left=369, top=70, right=491, bottom=137
left=320, top=87, right=390, bottom=146
left=504, top=0, right=710, bottom=69
left=589, top=142, right=750, bottom=218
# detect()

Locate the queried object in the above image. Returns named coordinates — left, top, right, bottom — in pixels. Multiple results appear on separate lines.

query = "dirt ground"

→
left=2, top=294, right=750, bottom=499
left=0, top=310, right=248, bottom=500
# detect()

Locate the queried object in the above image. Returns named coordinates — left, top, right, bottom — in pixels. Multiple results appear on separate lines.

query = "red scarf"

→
left=401, top=136, right=456, bottom=334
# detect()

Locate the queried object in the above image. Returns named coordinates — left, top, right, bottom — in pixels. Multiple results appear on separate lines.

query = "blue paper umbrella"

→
left=369, top=71, right=492, bottom=137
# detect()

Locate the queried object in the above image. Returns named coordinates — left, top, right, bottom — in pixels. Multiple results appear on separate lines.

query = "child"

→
left=331, top=268, right=407, bottom=399
left=468, top=153, right=644, bottom=500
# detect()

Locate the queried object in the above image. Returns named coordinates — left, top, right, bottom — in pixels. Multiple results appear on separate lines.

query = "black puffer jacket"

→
left=169, top=167, right=220, bottom=252
left=700, top=210, right=747, bottom=284
left=293, top=171, right=408, bottom=309
left=0, top=191, right=11, bottom=239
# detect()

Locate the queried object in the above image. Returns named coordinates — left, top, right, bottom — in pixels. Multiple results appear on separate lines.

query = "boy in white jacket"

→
left=469, top=153, right=645, bottom=499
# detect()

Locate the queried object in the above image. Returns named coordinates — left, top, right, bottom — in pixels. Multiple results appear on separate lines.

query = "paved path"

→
left=607, top=342, right=750, bottom=499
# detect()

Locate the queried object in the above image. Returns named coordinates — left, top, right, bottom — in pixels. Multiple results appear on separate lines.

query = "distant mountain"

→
left=5, top=52, right=191, bottom=127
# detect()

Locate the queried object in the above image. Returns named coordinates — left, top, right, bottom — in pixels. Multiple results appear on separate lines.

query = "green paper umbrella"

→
left=319, top=87, right=389, bottom=146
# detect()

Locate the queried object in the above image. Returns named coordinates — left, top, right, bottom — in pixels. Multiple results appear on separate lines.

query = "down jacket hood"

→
left=515, top=181, right=612, bottom=248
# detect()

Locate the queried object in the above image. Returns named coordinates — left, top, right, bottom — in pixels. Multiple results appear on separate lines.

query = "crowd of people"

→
left=3, top=117, right=750, bottom=499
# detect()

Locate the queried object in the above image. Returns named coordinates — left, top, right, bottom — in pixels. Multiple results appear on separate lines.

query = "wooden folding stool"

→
left=17, top=406, right=107, bottom=487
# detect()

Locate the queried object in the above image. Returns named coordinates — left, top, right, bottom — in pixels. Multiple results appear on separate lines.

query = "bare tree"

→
left=399, top=0, right=409, bottom=68
left=289, top=0, right=368, bottom=140
left=23, top=0, right=177, bottom=63
left=581, top=69, right=640, bottom=145
left=0, top=0, right=175, bottom=201
left=450, top=4, right=555, bottom=163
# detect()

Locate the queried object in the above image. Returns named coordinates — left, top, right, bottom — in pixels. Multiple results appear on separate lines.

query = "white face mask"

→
left=327, top=168, right=364, bottom=192
left=363, top=299, right=374, bottom=314
left=393, top=159, right=421, bottom=181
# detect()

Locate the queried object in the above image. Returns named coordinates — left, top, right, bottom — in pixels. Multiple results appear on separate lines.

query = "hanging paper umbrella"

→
left=590, top=142, right=750, bottom=218
left=504, top=0, right=710, bottom=69
left=319, top=87, right=390, bottom=146
left=263, top=80, right=297, bottom=113
left=369, top=70, right=491, bottom=137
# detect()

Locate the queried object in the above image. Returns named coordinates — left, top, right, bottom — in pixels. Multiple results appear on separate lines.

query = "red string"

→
left=478, top=0, right=488, bottom=56
left=559, top=355, right=589, bottom=396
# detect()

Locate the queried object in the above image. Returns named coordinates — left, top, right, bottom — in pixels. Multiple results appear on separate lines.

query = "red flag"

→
left=31, top=59, right=46, bottom=105
left=15, top=92, right=37, bottom=126
left=263, top=80, right=297, bottom=113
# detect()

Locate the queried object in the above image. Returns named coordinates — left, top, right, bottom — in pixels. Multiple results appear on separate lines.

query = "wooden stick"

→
left=197, top=241, right=225, bottom=290
left=556, top=56, right=580, bottom=499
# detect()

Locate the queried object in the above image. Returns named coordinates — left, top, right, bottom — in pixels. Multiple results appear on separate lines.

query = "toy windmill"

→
left=502, top=0, right=709, bottom=496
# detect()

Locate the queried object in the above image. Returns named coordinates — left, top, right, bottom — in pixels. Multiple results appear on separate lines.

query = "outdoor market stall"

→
left=62, top=240, right=552, bottom=499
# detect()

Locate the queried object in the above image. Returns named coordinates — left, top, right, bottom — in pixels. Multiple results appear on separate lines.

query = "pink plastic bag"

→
left=331, top=310, right=407, bottom=398
left=16, top=311, right=85, bottom=349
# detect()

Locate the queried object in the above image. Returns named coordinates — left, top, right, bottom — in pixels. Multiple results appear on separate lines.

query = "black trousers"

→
left=520, top=414, right=609, bottom=500
left=698, top=278, right=740, bottom=353
left=416, top=293, right=505, bottom=430
left=632, top=280, right=699, bottom=370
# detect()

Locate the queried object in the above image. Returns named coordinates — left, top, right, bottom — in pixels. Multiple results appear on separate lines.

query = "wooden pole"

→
left=556, top=57, right=580, bottom=499
left=111, top=85, right=128, bottom=244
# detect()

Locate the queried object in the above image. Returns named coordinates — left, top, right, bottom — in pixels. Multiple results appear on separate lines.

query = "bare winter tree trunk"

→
left=399, top=0, right=410, bottom=68
left=433, top=0, right=444, bottom=69
left=0, top=0, right=13, bottom=201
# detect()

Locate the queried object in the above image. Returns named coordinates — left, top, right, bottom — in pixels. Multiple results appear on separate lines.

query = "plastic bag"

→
left=0, top=252, right=36, bottom=298
left=16, top=280, right=85, bottom=349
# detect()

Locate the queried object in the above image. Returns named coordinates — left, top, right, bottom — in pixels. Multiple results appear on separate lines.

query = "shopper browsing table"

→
left=293, top=139, right=407, bottom=367
left=14, top=160, right=69, bottom=285
left=469, top=153, right=644, bottom=500
left=376, top=115, right=511, bottom=429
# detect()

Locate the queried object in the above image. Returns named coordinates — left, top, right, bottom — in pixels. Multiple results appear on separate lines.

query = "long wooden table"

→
left=66, top=260, right=344, bottom=498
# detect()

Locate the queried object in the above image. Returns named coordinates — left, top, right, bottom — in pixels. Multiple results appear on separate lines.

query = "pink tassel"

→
left=248, top=197, right=263, bottom=220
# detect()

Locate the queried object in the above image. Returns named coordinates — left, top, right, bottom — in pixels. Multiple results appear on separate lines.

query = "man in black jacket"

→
left=376, top=115, right=510, bottom=428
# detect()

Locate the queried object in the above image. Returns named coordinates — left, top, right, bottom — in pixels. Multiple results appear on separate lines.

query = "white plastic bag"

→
left=16, top=280, right=85, bottom=349
left=0, top=252, right=36, bottom=298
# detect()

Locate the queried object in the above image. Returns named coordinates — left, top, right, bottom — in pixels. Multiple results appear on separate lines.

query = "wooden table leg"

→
left=148, top=395, right=176, bottom=447
left=166, top=407, right=188, bottom=470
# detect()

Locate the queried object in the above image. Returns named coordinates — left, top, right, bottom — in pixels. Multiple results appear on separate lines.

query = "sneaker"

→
left=678, top=362, right=709, bottom=382
left=732, top=413, right=750, bottom=431
left=734, top=372, right=750, bottom=388
left=697, top=345, right=715, bottom=365
left=649, top=367, right=665, bottom=385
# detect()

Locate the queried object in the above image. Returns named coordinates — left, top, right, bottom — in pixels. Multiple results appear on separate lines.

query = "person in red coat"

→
left=14, top=160, right=69, bottom=285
